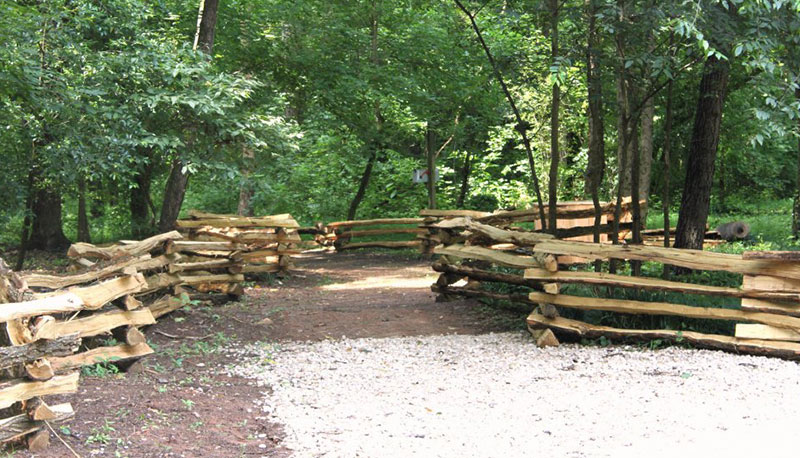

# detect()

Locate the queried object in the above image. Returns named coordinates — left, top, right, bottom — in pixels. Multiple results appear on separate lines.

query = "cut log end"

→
left=527, top=325, right=560, bottom=347
left=26, top=428, right=49, bottom=452
left=24, top=359, right=54, bottom=382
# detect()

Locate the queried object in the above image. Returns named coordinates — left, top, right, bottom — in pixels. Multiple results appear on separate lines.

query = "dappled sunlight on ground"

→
left=319, top=273, right=439, bottom=290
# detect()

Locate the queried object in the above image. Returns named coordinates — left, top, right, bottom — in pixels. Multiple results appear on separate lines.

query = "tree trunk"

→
left=425, top=126, right=436, bottom=209
left=158, top=0, right=220, bottom=233
left=585, top=0, right=605, bottom=272
left=674, top=55, right=731, bottom=250
left=639, top=94, right=655, bottom=213
left=457, top=151, right=471, bottom=208
left=347, top=151, right=377, bottom=220
left=793, top=87, right=800, bottom=239
left=77, top=176, right=91, bottom=243
left=616, top=75, right=633, bottom=199
left=194, top=0, right=219, bottom=54
left=158, top=158, right=189, bottom=232
left=548, top=0, right=560, bottom=236
left=28, top=185, right=70, bottom=251
left=662, top=76, right=674, bottom=278
left=130, top=158, right=154, bottom=239
left=453, top=0, right=547, bottom=229
left=237, top=147, right=255, bottom=217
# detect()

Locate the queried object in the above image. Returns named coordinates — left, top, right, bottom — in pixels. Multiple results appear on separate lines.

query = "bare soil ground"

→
left=18, top=250, right=521, bottom=458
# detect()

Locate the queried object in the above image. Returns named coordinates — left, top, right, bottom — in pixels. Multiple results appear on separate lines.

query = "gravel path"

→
left=229, top=332, right=800, bottom=458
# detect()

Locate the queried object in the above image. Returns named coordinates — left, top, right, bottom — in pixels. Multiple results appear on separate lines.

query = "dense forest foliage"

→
left=1, top=0, right=798, bottom=253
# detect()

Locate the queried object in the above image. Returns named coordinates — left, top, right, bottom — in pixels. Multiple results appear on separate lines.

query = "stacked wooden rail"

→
left=430, top=217, right=800, bottom=359
left=177, top=211, right=301, bottom=276
left=0, top=231, right=244, bottom=451
left=324, top=218, right=426, bottom=251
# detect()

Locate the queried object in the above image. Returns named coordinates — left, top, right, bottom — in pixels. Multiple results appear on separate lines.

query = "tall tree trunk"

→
left=194, top=0, right=219, bottom=54
left=662, top=76, right=674, bottom=278
left=548, top=0, right=560, bottom=235
left=159, top=0, right=219, bottom=232
left=425, top=125, right=436, bottom=209
left=639, top=94, right=655, bottom=215
left=237, top=147, right=255, bottom=217
left=453, top=0, right=547, bottom=230
left=616, top=76, right=633, bottom=200
left=347, top=151, right=377, bottom=220
left=77, top=176, right=91, bottom=243
left=28, top=185, right=70, bottom=251
left=345, top=1, right=383, bottom=221
left=158, top=158, right=190, bottom=232
left=457, top=151, right=471, bottom=208
left=585, top=0, right=605, bottom=272
left=130, top=158, right=155, bottom=238
left=674, top=55, right=731, bottom=250
left=794, top=87, right=800, bottom=239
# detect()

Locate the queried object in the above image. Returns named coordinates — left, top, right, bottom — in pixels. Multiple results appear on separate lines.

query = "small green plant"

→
left=189, top=421, right=204, bottom=431
left=181, top=399, right=195, bottom=410
left=59, top=426, right=71, bottom=436
left=82, top=358, right=121, bottom=377
left=86, top=420, right=116, bottom=445
left=156, top=385, right=169, bottom=393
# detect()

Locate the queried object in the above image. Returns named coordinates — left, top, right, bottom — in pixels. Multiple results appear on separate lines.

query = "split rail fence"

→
left=176, top=211, right=301, bottom=276
left=323, top=218, right=426, bottom=251
left=431, top=217, right=800, bottom=359
left=0, top=230, right=246, bottom=451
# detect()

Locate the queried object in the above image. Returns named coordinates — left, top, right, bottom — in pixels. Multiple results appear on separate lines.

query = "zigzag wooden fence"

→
left=431, top=217, right=800, bottom=359
left=0, top=229, right=246, bottom=452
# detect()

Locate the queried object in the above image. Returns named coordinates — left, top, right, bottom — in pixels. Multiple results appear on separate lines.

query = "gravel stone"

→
left=228, top=332, right=800, bottom=457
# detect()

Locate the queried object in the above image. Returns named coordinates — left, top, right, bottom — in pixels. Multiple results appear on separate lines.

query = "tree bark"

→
left=237, top=146, right=255, bottom=217
left=159, top=0, right=220, bottom=233
left=28, top=183, right=70, bottom=251
left=347, top=151, right=377, bottom=220
left=662, top=76, right=674, bottom=278
left=130, top=157, right=155, bottom=238
left=456, top=151, right=471, bottom=208
left=639, top=94, right=655, bottom=212
left=793, top=87, right=800, bottom=239
left=548, top=0, right=560, bottom=235
left=194, top=0, right=219, bottom=54
left=674, top=55, right=731, bottom=250
left=158, top=158, right=189, bottom=232
left=425, top=125, right=436, bottom=209
left=77, top=176, right=91, bottom=243
left=585, top=0, right=605, bottom=272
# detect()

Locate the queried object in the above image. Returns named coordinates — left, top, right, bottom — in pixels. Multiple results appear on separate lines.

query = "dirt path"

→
left=26, top=250, right=521, bottom=458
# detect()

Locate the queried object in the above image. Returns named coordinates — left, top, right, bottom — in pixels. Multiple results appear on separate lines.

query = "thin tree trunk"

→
left=662, top=76, right=674, bottom=278
left=158, top=158, right=190, bottom=232
left=130, top=157, right=154, bottom=238
left=77, top=176, right=91, bottom=243
left=457, top=151, right=471, bottom=208
left=586, top=0, right=605, bottom=273
left=453, top=0, right=547, bottom=230
left=159, top=0, right=219, bottom=232
left=548, top=0, right=560, bottom=235
left=237, top=146, right=255, bottom=217
left=347, top=151, right=377, bottom=220
left=639, top=94, right=655, bottom=215
left=794, top=87, right=800, bottom=239
left=426, top=125, right=436, bottom=209
left=15, top=166, right=36, bottom=271
left=674, top=55, right=731, bottom=250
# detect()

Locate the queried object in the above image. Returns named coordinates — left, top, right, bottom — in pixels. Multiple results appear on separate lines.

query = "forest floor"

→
left=20, top=250, right=523, bottom=458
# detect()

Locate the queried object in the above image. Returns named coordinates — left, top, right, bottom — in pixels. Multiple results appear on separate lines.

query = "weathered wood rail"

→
left=177, top=211, right=301, bottom=276
left=430, top=216, right=800, bottom=359
left=324, top=218, right=426, bottom=252
left=1, top=225, right=248, bottom=452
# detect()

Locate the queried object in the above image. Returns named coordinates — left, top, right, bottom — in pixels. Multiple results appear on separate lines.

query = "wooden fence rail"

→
left=0, top=224, right=248, bottom=452
left=429, top=216, right=800, bottom=360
